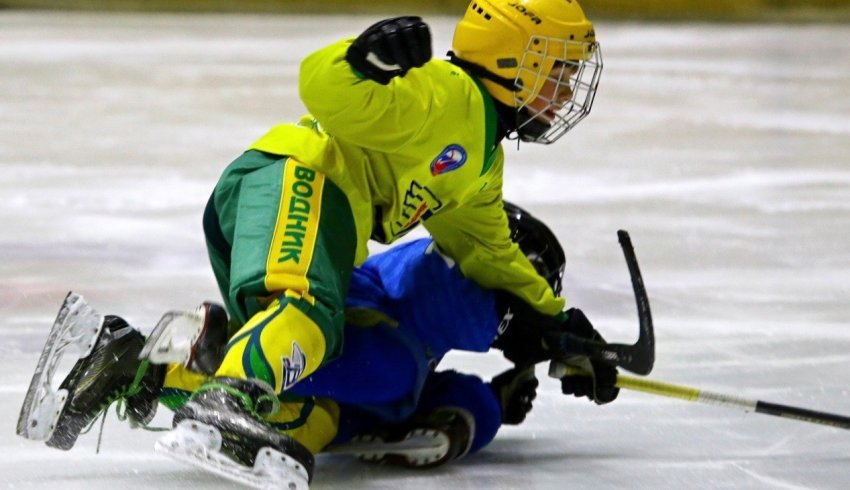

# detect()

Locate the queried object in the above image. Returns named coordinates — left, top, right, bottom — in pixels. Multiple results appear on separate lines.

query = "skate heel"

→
left=140, top=310, right=206, bottom=365
left=140, top=302, right=228, bottom=375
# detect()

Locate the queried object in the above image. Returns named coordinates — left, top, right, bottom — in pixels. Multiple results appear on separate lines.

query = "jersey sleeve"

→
left=422, top=165, right=565, bottom=317
left=299, top=38, right=439, bottom=153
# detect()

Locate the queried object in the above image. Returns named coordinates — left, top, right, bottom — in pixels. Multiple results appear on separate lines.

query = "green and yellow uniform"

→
left=198, top=38, right=564, bottom=451
left=259, top=38, right=564, bottom=311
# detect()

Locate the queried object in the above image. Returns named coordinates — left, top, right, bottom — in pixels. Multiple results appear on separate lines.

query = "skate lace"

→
left=80, top=360, right=169, bottom=453
left=191, top=382, right=281, bottom=419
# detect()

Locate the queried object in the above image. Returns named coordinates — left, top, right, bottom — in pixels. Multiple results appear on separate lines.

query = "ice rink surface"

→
left=1, top=11, right=849, bottom=489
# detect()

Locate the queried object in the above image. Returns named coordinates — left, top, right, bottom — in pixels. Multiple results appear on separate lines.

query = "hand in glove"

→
left=345, top=16, right=432, bottom=85
left=548, top=308, right=620, bottom=405
left=489, top=365, right=538, bottom=425
left=491, top=291, right=619, bottom=404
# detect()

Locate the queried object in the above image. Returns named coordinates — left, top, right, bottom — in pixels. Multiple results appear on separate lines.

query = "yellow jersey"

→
left=249, top=39, right=564, bottom=315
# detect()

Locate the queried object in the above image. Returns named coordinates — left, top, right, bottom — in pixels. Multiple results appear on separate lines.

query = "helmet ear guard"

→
left=447, top=51, right=522, bottom=94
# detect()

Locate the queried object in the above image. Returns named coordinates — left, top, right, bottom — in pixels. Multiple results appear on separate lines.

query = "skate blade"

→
left=156, top=420, right=310, bottom=490
left=139, top=308, right=206, bottom=366
left=328, top=429, right=449, bottom=466
left=17, top=292, right=104, bottom=441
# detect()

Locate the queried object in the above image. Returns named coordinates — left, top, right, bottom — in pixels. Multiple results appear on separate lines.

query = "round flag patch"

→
left=430, top=144, right=468, bottom=176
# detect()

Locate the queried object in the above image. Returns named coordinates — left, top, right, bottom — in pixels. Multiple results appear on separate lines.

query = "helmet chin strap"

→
left=515, top=110, right=552, bottom=143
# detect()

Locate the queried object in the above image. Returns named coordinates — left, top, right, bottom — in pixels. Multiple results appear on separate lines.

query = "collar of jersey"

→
left=469, top=75, right=499, bottom=176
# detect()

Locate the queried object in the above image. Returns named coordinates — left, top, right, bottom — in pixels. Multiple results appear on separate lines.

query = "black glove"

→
left=345, top=16, right=432, bottom=85
left=490, top=292, right=619, bottom=404
left=551, top=309, right=620, bottom=405
left=490, top=290, right=563, bottom=366
left=489, top=365, right=538, bottom=425
left=555, top=356, right=619, bottom=405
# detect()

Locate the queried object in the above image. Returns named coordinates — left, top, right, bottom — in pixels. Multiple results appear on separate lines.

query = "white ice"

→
left=1, top=11, right=849, bottom=490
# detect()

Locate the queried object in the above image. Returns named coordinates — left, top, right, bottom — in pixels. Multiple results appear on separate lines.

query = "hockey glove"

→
left=489, top=365, right=538, bottom=425
left=491, top=292, right=619, bottom=405
left=345, top=16, right=432, bottom=85
left=549, top=309, right=620, bottom=405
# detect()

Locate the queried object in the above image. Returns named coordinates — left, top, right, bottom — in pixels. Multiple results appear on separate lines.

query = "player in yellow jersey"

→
left=160, top=0, right=612, bottom=486
left=19, top=202, right=620, bottom=490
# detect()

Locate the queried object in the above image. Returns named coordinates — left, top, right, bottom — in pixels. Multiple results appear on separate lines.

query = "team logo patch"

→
left=281, top=341, right=306, bottom=391
left=430, top=144, right=467, bottom=176
left=390, top=180, right=443, bottom=238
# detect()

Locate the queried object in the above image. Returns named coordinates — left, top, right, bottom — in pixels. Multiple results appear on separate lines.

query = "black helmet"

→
left=504, top=201, right=566, bottom=297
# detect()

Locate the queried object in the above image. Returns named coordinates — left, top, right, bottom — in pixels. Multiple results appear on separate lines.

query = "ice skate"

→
left=342, top=407, right=475, bottom=469
left=156, top=377, right=314, bottom=490
left=17, top=292, right=164, bottom=450
left=140, top=301, right=229, bottom=375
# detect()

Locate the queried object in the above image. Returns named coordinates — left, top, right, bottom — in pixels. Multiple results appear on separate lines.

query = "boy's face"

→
left=525, top=62, right=578, bottom=124
left=511, top=43, right=602, bottom=144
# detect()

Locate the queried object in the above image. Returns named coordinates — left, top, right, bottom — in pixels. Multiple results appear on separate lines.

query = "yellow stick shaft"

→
left=614, top=375, right=701, bottom=402
left=552, top=364, right=850, bottom=429
left=553, top=364, right=757, bottom=410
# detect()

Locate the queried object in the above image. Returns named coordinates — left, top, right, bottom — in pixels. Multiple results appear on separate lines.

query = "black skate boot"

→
left=350, top=407, right=475, bottom=469
left=18, top=293, right=231, bottom=451
left=158, top=377, right=314, bottom=490
left=47, top=315, right=165, bottom=450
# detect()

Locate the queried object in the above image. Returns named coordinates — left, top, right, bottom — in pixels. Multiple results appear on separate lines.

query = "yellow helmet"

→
left=452, top=0, right=602, bottom=143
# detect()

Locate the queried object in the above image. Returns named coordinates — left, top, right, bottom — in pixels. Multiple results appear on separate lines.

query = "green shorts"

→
left=203, top=149, right=357, bottom=362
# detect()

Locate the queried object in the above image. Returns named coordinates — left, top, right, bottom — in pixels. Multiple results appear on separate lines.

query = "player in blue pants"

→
left=287, top=201, right=618, bottom=466
left=292, top=237, right=511, bottom=463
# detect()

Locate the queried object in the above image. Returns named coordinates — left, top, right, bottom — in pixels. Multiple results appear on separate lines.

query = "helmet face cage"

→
left=513, top=37, right=602, bottom=144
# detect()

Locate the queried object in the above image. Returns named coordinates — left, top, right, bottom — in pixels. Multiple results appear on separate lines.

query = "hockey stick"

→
left=551, top=364, right=850, bottom=430
left=564, top=230, right=655, bottom=375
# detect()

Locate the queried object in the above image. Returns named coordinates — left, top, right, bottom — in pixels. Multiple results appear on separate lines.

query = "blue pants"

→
left=290, top=324, right=501, bottom=454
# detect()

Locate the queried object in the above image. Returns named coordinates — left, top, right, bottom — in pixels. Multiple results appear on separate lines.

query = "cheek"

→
left=529, top=82, right=557, bottom=108
left=527, top=96, right=546, bottom=112
left=541, top=81, right=558, bottom=100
